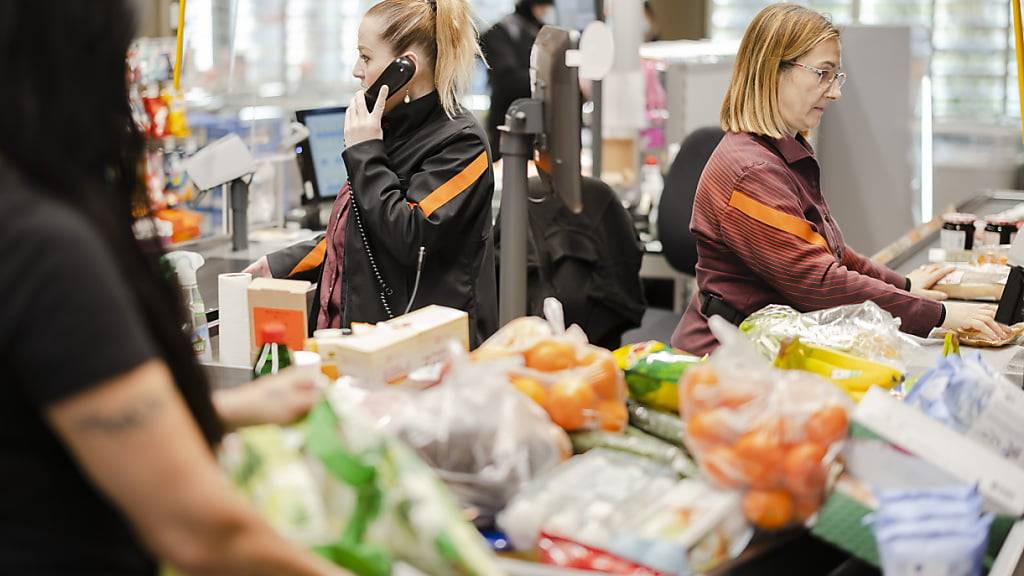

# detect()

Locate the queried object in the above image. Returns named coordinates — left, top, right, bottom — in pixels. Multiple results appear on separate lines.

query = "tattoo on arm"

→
left=72, top=393, right=168, bottom=435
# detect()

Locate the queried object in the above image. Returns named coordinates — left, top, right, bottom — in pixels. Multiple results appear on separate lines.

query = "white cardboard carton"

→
left=317, top=306, right=469, bottom=385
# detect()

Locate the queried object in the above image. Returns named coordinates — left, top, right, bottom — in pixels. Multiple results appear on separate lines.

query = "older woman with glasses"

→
left=671, top=2, right=1008, bottom=355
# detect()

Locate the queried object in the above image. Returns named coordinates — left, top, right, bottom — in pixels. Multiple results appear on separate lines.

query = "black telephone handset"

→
left=364, top=57, right=416, bottom=110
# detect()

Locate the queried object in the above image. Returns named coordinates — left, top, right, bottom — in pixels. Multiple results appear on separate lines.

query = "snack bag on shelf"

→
left=774, top=338, right=903, bottom=402
left=220, top=397, right=504, bottom=576
left=497, top=449, right=751, bottom=574
left=476, top=298, right=628, bottom=432
left=740, top=301, right=915, bottom=371
left=613, top=341, right=703, bottom=412
left=341, top=343, right=571, bottom=527
left=679, top=317, right=854, bottom=531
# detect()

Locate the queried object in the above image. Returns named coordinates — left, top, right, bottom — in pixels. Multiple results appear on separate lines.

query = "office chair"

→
left=657, top=126, right=726, bottom=276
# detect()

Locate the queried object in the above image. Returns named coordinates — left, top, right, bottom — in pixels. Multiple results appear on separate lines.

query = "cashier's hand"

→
left=213, top=366, right=321, bottom=430
left=906, top=263, right=956, bottom=301
left=345, top=86, right=387, bottom=147
left=242, top=256, right=272, bottom=279
left=941, top=302, right=1011, bottom=341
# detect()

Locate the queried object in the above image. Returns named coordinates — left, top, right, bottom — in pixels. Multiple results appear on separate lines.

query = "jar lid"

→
left=942, top=212, right=976, bottom=225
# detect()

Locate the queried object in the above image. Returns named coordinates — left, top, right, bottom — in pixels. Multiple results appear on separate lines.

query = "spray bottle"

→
left=165, top=251, right=212, bottom=361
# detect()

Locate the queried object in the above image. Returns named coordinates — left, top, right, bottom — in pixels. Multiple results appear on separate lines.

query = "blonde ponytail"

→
left=433, top=0, right=484, bottom=117
left=367, top=0, right=484, bottom=118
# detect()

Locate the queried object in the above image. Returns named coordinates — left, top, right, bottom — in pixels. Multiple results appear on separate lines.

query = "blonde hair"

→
left=367, top=0, right=485, bottom=118
left=720, top=3, right=839, bottom=139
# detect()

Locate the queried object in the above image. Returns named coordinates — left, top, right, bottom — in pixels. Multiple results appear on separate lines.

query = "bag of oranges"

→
left=475, top=299, right=628, bottom=433
left=679, top=317, right=854, bottom=531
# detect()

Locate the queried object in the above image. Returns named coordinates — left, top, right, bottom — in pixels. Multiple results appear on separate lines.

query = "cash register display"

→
left=296, top=107, right=347, bottom=199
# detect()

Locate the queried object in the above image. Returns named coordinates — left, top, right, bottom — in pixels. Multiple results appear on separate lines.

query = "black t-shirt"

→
left=0, top=164, right=160, bottom=574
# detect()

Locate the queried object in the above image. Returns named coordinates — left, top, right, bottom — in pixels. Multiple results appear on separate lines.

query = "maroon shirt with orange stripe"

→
left=671, top=132, right=942, bottom=355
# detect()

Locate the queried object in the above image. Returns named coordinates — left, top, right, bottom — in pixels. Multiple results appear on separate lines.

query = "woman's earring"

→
left=404, top=89, right=411, bottom=104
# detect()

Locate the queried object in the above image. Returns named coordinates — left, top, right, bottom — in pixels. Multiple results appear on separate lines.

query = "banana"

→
left=775, top=339, right=903, bottom=399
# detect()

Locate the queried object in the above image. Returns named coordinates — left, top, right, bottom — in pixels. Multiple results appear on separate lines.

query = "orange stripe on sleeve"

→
left=288, top=238, right=327, bottom=277
left=418, top=152, right=488, bottom=217
left=727, top=190, right=830, bottom=250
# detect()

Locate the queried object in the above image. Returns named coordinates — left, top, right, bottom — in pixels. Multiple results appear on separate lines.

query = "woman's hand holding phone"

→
left=345, top=85, right=388, bottom=147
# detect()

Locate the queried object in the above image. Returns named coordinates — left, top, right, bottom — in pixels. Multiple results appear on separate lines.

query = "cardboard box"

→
left=248, top=277, right=311, bottom=357
left=317, top=305, right=469, bottom=385
left=852, top=387, right=1024, bottom=516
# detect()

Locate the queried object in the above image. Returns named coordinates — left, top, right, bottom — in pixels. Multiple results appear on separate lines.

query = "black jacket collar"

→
left=382, top=91, right=443, bottom=142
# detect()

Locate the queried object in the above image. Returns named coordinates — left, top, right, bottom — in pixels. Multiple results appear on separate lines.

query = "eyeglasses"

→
left=785, top=61, right=848, bottom=90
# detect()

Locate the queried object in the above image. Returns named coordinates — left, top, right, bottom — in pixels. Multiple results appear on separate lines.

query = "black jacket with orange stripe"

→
left=267, top=91, right=498, bottom=345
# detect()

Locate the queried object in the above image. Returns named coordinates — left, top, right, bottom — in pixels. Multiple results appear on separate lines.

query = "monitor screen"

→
left=295, top=107, right=348, bottom=200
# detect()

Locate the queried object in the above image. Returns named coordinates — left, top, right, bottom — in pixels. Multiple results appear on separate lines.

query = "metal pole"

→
left=591, top=0, right=605, bottom=178
left=499, top=98, right=544, bottom=325
left=230, top=177, right=249, bottom=252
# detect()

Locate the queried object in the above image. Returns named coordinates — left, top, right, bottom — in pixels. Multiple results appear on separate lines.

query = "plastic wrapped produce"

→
left=613, top=341, right=703, bottom=411
left=740, top=301, right=915, bottom=370
left=342, top=344, right=572, bottom=526
left=475, top=298, right=628, bottom=432
left=220, top=398, right=504, bottom=576
left=627, top=400, right=686, bottom=447
left=570, top=427, right=699, bottom=478
left=679, top=318, right=854, bottom=531
left=497, top=449, right=751, bottom=574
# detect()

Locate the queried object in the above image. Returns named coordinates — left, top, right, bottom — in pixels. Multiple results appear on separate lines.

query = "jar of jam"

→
left=941, top=213, right=976, bottom=251
left=983, top=216, right=1018, bottom=247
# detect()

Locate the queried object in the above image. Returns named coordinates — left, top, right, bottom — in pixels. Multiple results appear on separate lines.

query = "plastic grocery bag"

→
left=905, top=352, right=1024, bottom=469
left=740, top=301, right=916, bottom=370
left=497, top=449, right=751, bottom=574
left=678, top=317, right=854, bottom=531
left=613, top=341, right=703, bottom=412
left=220, top=397, right=504, bottom=576
left=475, top=298, right=628, bottom=432
left=343, top=343, right=572, bottom=526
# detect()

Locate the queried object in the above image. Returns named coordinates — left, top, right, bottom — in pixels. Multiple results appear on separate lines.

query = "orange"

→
left=734, top=429, right=786, bottom=489
left=545, top=377, right=597, bottom=431
left=583, top=353, right=622, bottom=400
left=524, top=340, right=577, bottom=372
left=718, top=391, right=756, bottom=409
left=793, top=494, right=823, bottom=523
left=804, top=405, right=849, bottom=447
left=685, top=409, right=736, bottom=448
left=597, top=400, right=628, bottom=432
left=742, top=489, right=794, bottom=531
left=510, top=376, right=548, bottom=407
left=783, top=442, right=827, bottom=496
left=679, top=365, right=720, bottom=416
left=702, top=445, right=745, bottom=489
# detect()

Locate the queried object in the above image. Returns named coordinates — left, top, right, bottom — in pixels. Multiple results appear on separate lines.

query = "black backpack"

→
left=496, top=175, right=646, bottom=349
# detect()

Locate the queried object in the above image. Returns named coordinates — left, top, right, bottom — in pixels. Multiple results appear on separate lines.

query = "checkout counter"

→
left=181, top=181, right=1024, bottom=575
left=875, top=190, right=1024, bottom=387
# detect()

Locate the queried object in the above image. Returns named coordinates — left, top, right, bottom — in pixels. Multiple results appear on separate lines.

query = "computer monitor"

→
left=532, top=26, right=582, bottom=213
left=295, top=106, right=348, bottom=203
